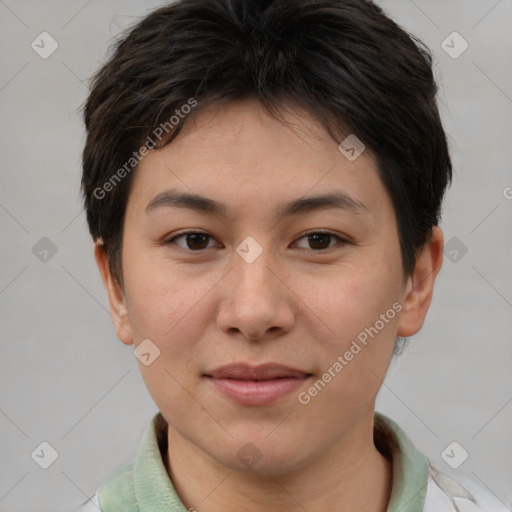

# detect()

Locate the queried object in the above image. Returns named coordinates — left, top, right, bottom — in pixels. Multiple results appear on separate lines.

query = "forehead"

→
left=126, top=99, right=392, bottom=223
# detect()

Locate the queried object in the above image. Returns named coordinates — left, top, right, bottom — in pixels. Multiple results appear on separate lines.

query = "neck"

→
left=164, top=410, right=393, bottom=512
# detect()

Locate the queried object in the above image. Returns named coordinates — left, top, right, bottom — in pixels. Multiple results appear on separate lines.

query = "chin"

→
left=214, top=433, right=310, bottom=476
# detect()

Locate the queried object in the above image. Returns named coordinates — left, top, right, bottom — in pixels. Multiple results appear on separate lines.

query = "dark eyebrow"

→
left=145, top=188, right=369, bottom=219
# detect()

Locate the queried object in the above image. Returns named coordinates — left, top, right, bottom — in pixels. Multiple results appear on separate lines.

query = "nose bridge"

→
left=216, top=238, right=294, bottom=340
left=232, top=241, right=279, bottom=306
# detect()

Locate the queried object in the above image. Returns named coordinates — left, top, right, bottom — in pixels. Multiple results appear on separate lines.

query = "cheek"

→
left=122, top=258, right=219, bottom=407
left=295, top=259, right=400, bottom=389
left=297, top=262, right=397, bottom=341
left=122, top=248, right=216, bottom=356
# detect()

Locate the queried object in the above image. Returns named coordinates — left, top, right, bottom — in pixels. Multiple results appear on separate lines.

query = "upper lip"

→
left=205, top=363, right=311, bottom=380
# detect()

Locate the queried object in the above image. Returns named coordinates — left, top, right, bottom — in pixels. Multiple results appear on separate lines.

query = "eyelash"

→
left=162, top=230, right=350, bottom=252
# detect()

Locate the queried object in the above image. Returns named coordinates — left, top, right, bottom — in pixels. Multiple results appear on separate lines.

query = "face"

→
left=96, top=98, right=442, bottom=475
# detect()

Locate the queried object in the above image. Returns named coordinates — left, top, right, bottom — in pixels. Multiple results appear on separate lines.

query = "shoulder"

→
left=74, top=461, right=138, bottom=512
left=424, top=465, right=510, bottom=512
left=74, top=413, right=166, bottom=512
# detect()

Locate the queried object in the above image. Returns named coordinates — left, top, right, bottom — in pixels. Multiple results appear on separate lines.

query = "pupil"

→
left=309, top=233, right=330, bottom=249
left=187, top=233, right=208, bottom=250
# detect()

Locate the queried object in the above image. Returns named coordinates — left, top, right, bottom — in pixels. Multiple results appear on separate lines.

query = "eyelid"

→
left=292, top=230, right=351, bottom=250
left=163, top=229, right=219, bottom=249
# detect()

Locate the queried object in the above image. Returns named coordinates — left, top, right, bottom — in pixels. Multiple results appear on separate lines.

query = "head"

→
left=82, top=0, right=450, bottom=474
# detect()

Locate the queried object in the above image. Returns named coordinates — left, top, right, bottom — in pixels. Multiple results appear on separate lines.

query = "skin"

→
left=95, top=98, right=444, bottom=512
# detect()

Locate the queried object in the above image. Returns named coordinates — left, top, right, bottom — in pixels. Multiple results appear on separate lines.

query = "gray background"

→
left=1, top=0, right=511, bottom=511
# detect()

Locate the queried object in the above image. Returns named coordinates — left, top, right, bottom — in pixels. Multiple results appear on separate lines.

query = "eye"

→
left=164, top=230, right=218, bottom=251
left=163, top=230, right=349, bottom=252
left=293, top=231, right=349, bottom=251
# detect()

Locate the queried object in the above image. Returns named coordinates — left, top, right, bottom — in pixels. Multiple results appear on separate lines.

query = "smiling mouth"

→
left=204, top=362, right=312, bottom=405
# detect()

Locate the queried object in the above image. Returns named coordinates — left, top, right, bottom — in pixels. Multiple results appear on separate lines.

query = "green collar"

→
left=374, top=412, right=429, bottom=511
left=98, top=411, right=429, bottom=512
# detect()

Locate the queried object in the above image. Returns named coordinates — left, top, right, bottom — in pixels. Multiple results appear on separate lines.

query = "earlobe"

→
left=397, top=227, right=444, bottom=338
left=93, top=241, right=134, bottom=345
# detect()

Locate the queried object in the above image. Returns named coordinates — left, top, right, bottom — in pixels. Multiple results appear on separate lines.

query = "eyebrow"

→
left=145, top=188, right=370, bottom=220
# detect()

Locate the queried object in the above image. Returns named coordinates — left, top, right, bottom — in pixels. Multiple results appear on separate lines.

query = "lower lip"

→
left=206, top=376, right=310, bottom=406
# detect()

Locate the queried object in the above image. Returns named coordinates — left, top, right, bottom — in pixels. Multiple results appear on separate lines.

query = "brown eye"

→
left=294, top=232, right=348, bottom=251
left=164, top=230, right=348, bottom=252
left=307, top=233, right=332, bottom=250
left=165, top=231, right=216, bottom=251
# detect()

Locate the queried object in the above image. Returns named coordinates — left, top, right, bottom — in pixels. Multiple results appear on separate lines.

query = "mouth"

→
left=204, top=363, right=312, bottom=406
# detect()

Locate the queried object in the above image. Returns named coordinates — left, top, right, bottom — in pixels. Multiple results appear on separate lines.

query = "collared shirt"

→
left=77, top=411, right=508, bottom=512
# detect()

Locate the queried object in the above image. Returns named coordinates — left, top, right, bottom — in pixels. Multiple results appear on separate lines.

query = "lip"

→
left=204, top=363, right=311, bottom=406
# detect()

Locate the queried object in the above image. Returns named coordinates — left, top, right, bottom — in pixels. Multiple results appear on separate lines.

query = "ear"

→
left=397, top=226, right=444, bottom=337
left=94, top=241, right=134, bottom=345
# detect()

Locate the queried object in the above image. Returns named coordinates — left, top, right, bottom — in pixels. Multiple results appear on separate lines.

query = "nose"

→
left=215, top=248, right=295, bottom=342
